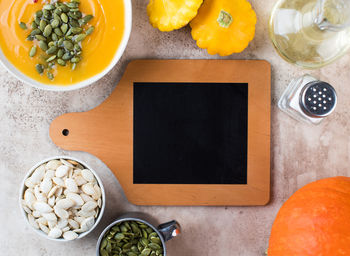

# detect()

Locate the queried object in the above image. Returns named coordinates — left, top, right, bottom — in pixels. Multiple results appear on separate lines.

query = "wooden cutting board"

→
left=50, top=59, right=271, bottom=206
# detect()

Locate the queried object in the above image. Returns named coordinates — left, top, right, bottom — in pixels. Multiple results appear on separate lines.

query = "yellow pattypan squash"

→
left=147, top=0, right=203, bottom=32
left=190, top=0, right=257, bottom=56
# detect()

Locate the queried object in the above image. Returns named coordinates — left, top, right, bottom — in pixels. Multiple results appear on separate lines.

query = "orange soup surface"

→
left=0, top=0, right=125, bottom=86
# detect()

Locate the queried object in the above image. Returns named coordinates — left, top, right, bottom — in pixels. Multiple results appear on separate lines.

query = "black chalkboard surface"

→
left=133, top=83, right=248, bottom=184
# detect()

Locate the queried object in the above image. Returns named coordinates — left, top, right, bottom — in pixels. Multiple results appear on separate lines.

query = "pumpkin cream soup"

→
left=0, top=0, right=125, bottom=86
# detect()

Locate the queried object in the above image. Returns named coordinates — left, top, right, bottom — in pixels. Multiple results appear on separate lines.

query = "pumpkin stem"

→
left=217, top=10, right=233, bottom=28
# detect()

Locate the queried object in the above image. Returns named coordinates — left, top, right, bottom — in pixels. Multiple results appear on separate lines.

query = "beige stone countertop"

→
left=1, top=0, right=350, bottom=255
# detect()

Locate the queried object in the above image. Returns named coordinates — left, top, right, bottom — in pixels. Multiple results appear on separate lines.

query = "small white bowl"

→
left=0, top=0, right=132, bottom=91
left=19, top=156, right=106, bottom=242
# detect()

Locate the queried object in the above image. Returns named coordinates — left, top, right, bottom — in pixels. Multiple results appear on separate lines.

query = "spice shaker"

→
left=278, top=74, right=337, bottom=124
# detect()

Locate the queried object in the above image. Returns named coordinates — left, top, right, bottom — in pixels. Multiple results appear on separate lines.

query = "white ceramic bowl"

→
left=19, top=156, right=106, bottom=242
left=0, top=0, right=132, bottom=91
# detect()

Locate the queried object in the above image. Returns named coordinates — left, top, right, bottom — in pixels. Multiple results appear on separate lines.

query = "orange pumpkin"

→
left=268, top=176, right=350, bottom=256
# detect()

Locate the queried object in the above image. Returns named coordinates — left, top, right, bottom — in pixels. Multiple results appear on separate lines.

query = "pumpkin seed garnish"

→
left=35, top=64, right=44, bottom=74
left=19, top=22, right=27, bottom=30
left=29, top=46, right=37, bottom=57
left=25, top=0, right=95, bottom=81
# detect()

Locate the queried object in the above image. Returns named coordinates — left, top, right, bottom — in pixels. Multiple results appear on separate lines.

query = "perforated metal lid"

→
left=299, top=81, right=337, bottom=118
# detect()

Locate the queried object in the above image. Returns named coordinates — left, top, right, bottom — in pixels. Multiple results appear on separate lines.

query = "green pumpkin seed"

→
left=48, top=41, right=55, bottom=47
left=148, top=243, right=161, bottom=250
left=51, top=19, right=60, bottom=28
left=35, top=10, right=43, bottom=18
left=82, top=14, right=93, bottom=24
left=86, top=26, right=94, bottom=35
left=54, top=27, right=63, bottom=36
left=71, top=27, right=82, bottom=34
left=57, top=38, right=64, bottom=46
left=46, top=46, right=58, bottom=54
left=19, top=22, right=27, bottom=30
left=39, top=20, right=47, bottom=31
left=35, top=64, right=44, bottom=74
left=115, top=233, right=125, bottom=240
left=31, top=21, right=38, bottom=29
left=141, top=248, right=152, bottom=256
left=43, top=4, right=55, bottom=10
left=47, top=71, right=54, bottom=80
left=35, top=17, right=41, bottom=25
left=66, top=27, right=73, bottom=36
left=43, top=9, right=50, bottom=19
left=69, top=19, right=80, bottom=27
left=71, top=63, right=77, bottom=70
left=39, top=41, right=48, bottom=51
left=73, top=44, right=81, bottom=51
left=150, top=237, right=161, bottom=245
left=57, top=59, right=66, bottom=66
left=128, top=252, right=138, bottom=256
left=62, top=52, right=71, bottom=60
left=101, top=238, right=108, bottom=249
left=63, top=40, right=74, bottom=50
left=29, top=46, right=37, bottom=57
left=61, top=5, right=70, bottom=12
left=51, top=33, right=58, bottom=41
left=57, top=49, right=64, bottom=58
left=35, top=34, right=46, bottom=41
left=43, top=24, right=52, bottom=37
left=61, top=13, right=68, bottom=23
left=75, top=33, right=86, bottom=42
left=54, top=8, right=62, bottom=15
left=30, top=28, right=41, bottom=37
left=46, top=55, right=57, bottom=62
left=100, top=249, right=108, bottom=256
left=66, top=2, right=78, bottom=8
left=123, top=242, right=132, bottom=249
left=140, top=237, right=149, bottom=247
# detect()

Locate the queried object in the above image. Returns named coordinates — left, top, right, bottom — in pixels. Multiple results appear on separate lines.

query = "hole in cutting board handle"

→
left=62, top=129, right=69, bottom=136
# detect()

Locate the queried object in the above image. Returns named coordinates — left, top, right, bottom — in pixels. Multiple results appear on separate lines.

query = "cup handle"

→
left=157, top=220, right=181, bottom=242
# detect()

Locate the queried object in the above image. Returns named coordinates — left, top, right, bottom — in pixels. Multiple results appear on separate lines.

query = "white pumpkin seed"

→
left=74, top=216, right=85, bottom=224
left=28, top=213, right=39, bottom=229
left=97, top=198, right=101, bottom=208
left=68, top=219, right=79, bottom=229
left=80, top=193, right=94, bottom=202
left=81, top=169, right=94, bottom=182
left=57, top=218, right=68, bottom=229
left=52, top=177, right=65, bottom=187
left=66, top=192, right=84, bottom=206
left=81, top=183, right=95, bottom=195
left=63, top=231, right=78, bottom=240
left=77, top=209, right=95, bottom=217
left=55, top=186, right=63, bottom=197
left=23, top=205, right=32, bottom=214
left=37, top=217, right=47, bottom=225
left=48, top=227, right=62, bottom=238
left=62, top=226, right=70, bottom=232
left=39, top=223, right=50, bottom=234
left=81, top=216, right=94, bottom=231
left=48, top=220, right=57, bottom=229
left=42, top=213, right=57, bottom=222
left=44, top=169, right=55, bottom=179
left=40, top=178, right=52, bottom=194
left=55, top=165, right=69, bottom=177
left=24, top=190, right=36, bottom=209
left=56, top=198, right=75, bottom=209
left=48, top=185, right=58, bottom=198
left=46, top=160, right=61, bottom=170
left=32, top=210, right=41, bottom=218
left=33, top=201, right=53, bottom=213
left=31, top=165, right=46, bottom=184
left=73, top=228, right=85, bottom=233
left=54, top=206, right=69, bottom=219
left=24, top=177, right=35, bottom=188
left=74, top=175, right=87, bottom=186
left=48, top=196, right=55, bottom=206
left=65, top=178, right=78, bottom=192
left=81, top=201, right=97, bottom=212
left=60, top=159, right=74, bottom=168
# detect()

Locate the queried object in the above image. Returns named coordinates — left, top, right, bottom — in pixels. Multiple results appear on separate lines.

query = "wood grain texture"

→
left=50, top=59, right=271, bottom=206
